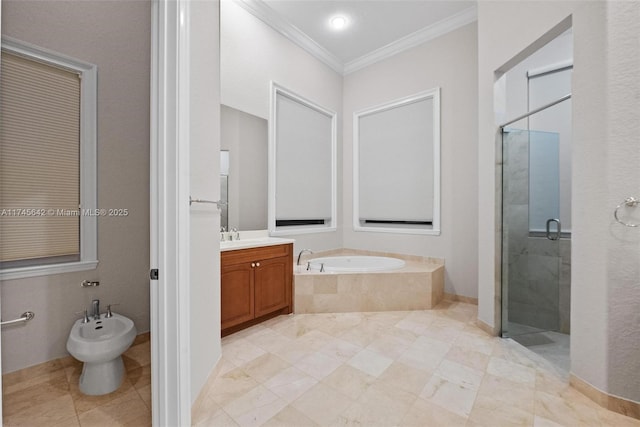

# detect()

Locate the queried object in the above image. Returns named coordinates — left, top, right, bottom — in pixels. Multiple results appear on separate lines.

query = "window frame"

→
left=0, top=37, right=98, bottom=280
left=353, top=87, right=441, bottom=235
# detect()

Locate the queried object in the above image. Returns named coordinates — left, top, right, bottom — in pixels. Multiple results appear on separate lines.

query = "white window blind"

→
left=358, top=97, right=434, bottom=222
left=0, top=50, right=81, bottom=263
left=275, top=92, right=333, bottom=221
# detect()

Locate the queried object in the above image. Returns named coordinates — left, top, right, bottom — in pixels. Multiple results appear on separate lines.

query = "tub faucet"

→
left=91, top=299, right=100, bottom=320
left=297, top=249, right=313, bottom=266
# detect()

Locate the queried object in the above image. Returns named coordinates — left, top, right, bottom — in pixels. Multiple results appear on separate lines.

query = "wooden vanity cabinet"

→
left=221, top=243, right=292, bottom=335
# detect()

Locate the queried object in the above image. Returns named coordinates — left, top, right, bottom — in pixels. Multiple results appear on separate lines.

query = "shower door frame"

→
left=499, top=94, right=571, bottom=338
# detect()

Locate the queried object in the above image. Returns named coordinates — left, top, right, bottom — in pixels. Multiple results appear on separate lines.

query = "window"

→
left=354, top=88, right=440, bottom=235
left=0, top=38, right=97, bottom=279
left=269, top=83, right=337, bottom=235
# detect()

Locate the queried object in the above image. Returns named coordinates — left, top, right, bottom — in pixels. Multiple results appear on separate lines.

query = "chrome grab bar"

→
left=546, top=218, right=561, bottom=241
left=1, top=311, right=35, bottom=326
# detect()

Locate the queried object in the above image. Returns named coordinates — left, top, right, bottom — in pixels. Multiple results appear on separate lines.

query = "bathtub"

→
left=307, top=255, right=405, bottom=273
left=294, top=251, right=444, bottom=314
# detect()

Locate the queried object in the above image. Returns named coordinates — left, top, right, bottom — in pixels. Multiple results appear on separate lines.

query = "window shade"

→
left=358, top=97, right=434, bottom=222
left=275, top=92, right=332, bottom=220
left=0, top=51, right=81, bottom=263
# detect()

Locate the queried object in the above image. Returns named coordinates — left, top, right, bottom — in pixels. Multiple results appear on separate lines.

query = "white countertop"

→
left=220, top=230, right=295, bottom=252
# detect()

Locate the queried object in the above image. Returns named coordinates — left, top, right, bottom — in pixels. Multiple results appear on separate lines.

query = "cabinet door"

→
left=254, top=256, right=290, bottom=318
left=221, top=262, right=254, bottom=329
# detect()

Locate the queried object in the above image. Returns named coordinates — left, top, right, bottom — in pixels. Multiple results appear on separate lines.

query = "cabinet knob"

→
left=256, top=262, right=261, bottom=267
left=251, top=263, right=256, bottom=268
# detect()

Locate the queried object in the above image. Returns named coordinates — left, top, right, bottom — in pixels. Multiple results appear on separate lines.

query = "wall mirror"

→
left=353, top=88, right=440, bottom=235
left=220, top=105, right=268, bottom=231
left=269, top=83, right=337, bottom=235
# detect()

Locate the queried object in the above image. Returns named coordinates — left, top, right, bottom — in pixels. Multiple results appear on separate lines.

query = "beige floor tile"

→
left=487, top=356, right=537, bottom=386
left=268, top=375, right=318, bottom=404
left=445, top=345, right=490, bottom=372
left=223, top=339, right=268, bottom=367
left=4, top=394, right=77, bottom=427
left=69, top=374, right=137, bottom=415
left=340, top=381, right=416, bottom=427
left=477, top=373, right=536, bottom=413
left=420, top=374, right=478, bottom=418
left=136, top=384, right=152, bottom=410
left=2, top=359, right=65, bottom=391
left=291, top=382, right=354, bottom=426
left=127, top=363, right=151, bottom=391
left=321, top=364, right=376, bottom=399
left=469, top=394, right=534, bottom=426
left=262, top=405, right=319, bottom=427
left=347, top=348, right=394, bottom=378
left=205, top=367, right=261, bottom=407
left=399, top=396, right=467, bottom=427
left=318, top=337, right=362, bottom=362
left=122, top=340, right=151, bottom=372
left=3, top=373, right=71, bottom=418
left=597, top=407, right=640, bottom=427
left=242, top=353, right=291, bottom=384
left=222, top=384, right=282, bottom=418
left=534, top=390, right=601, bottom=426
left=365, top=333, right=415, bottom=360
left=398, top=336, right=450, bottom=372
left=533, top=415, right=565, bottom=427
left=77, top=389, right=151, bottom=427
left=294, top=352, right=343, bottom=380
left=377, top=361, right=432, bottom=396
left=232, top=397, right=288, bottom=427
left=434, top=359, right=484, bottom=390
left=193, top=407, right=239, bottom=427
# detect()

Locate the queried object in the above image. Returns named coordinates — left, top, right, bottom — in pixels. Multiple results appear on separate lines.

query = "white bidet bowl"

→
left=66, top=313, right=137, bottom=395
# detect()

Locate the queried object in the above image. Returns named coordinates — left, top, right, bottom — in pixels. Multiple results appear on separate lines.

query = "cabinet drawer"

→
left=222, top=243, right=292, bottom=265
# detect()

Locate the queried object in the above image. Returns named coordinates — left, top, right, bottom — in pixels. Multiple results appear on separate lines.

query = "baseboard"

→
left=570, top=374, right=640, bottom=420
left=444, top=292, right=478, bottom=305
left=475, top=318, right=500, bottom=336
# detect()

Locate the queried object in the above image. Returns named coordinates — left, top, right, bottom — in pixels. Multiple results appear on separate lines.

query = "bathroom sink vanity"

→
left=221, top=237, right=294, bottom=336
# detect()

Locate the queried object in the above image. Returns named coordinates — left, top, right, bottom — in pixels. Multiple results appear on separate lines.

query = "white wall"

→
left=221, top=0, right=344, bottom=253
left=343, top=23, right=479, bottom=298
left=478, top=0, right=640, bottom=403
left=189, top=0, right=222, bottom=402
left=1, top=0, right=151, bottom=373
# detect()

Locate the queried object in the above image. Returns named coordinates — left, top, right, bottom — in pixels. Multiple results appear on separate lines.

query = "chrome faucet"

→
left=230, top=227, right=239, bottom=241
left=297, top=249, right=313, bottom=266
left=91, top=299, right=100, bottom=320
left=220, top=226, right=226, bottom=242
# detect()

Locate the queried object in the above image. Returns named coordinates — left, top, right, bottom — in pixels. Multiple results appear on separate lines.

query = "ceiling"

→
left=251, top=0, right=476, bottom=73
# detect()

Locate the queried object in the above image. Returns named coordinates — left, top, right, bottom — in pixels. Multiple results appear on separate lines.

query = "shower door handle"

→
left=546, top=219, right=561, bottom=241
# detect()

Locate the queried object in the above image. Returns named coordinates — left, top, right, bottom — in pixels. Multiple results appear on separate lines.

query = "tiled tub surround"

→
left=2, top=333, right=151, bottom=427
left=294, top=249, right=444, bottom=314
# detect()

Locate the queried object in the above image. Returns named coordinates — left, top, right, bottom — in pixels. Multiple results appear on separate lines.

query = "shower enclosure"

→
left=501, top=96, right=572, bottom=341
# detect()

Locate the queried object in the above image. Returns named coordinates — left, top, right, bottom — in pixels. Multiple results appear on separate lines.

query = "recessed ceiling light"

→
left=330, top=15, right=348, bottom=30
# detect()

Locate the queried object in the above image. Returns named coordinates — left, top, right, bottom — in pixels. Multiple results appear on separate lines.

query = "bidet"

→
left=67, top=312, right=136, bottom=395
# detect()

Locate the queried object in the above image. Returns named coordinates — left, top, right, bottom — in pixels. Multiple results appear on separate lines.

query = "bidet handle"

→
left=74, top=309, right=90, bottom=323
left=105, top=303, right=120, bottom=318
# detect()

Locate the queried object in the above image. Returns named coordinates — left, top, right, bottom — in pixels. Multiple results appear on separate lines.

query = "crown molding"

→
left=233, top=0, right=344, bottom=74
left=343, top=5, right=478, bottom=75
left=232, top=0, right=477, bottom=76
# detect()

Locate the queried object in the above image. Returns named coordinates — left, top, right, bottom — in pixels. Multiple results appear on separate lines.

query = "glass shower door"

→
left=502, top=128, right=561, bottom=338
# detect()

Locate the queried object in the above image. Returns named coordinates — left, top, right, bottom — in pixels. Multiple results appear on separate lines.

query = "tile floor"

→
left=193, top=302, right=640, bottom=427
left=2, top=333, right=151, bottom=427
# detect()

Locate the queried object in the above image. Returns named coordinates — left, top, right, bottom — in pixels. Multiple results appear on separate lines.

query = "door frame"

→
left=150, top=0, right=192, bottom=424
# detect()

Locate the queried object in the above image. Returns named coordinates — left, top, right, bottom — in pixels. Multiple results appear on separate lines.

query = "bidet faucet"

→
left=91, top=299, right=100, bottom=320
left=297, top=249, right=313, bottom=266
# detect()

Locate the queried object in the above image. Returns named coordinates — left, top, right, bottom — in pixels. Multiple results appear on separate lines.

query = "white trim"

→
left=233, top=1, right=476, bottom=76
left=0, top=37, right=98, bottom=279
left=233, top=0, right=343, bottom=74
left=150, top=0, right=192, bottom=424
left=344, top=6, right=476, bottom=75
left=353, top=87, right=441, bottom=235
left=527, top=59, right=573, bottom=78
left=268, top=82, right=337, bottom=236
left=0, top=261, right=98, bottom=281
